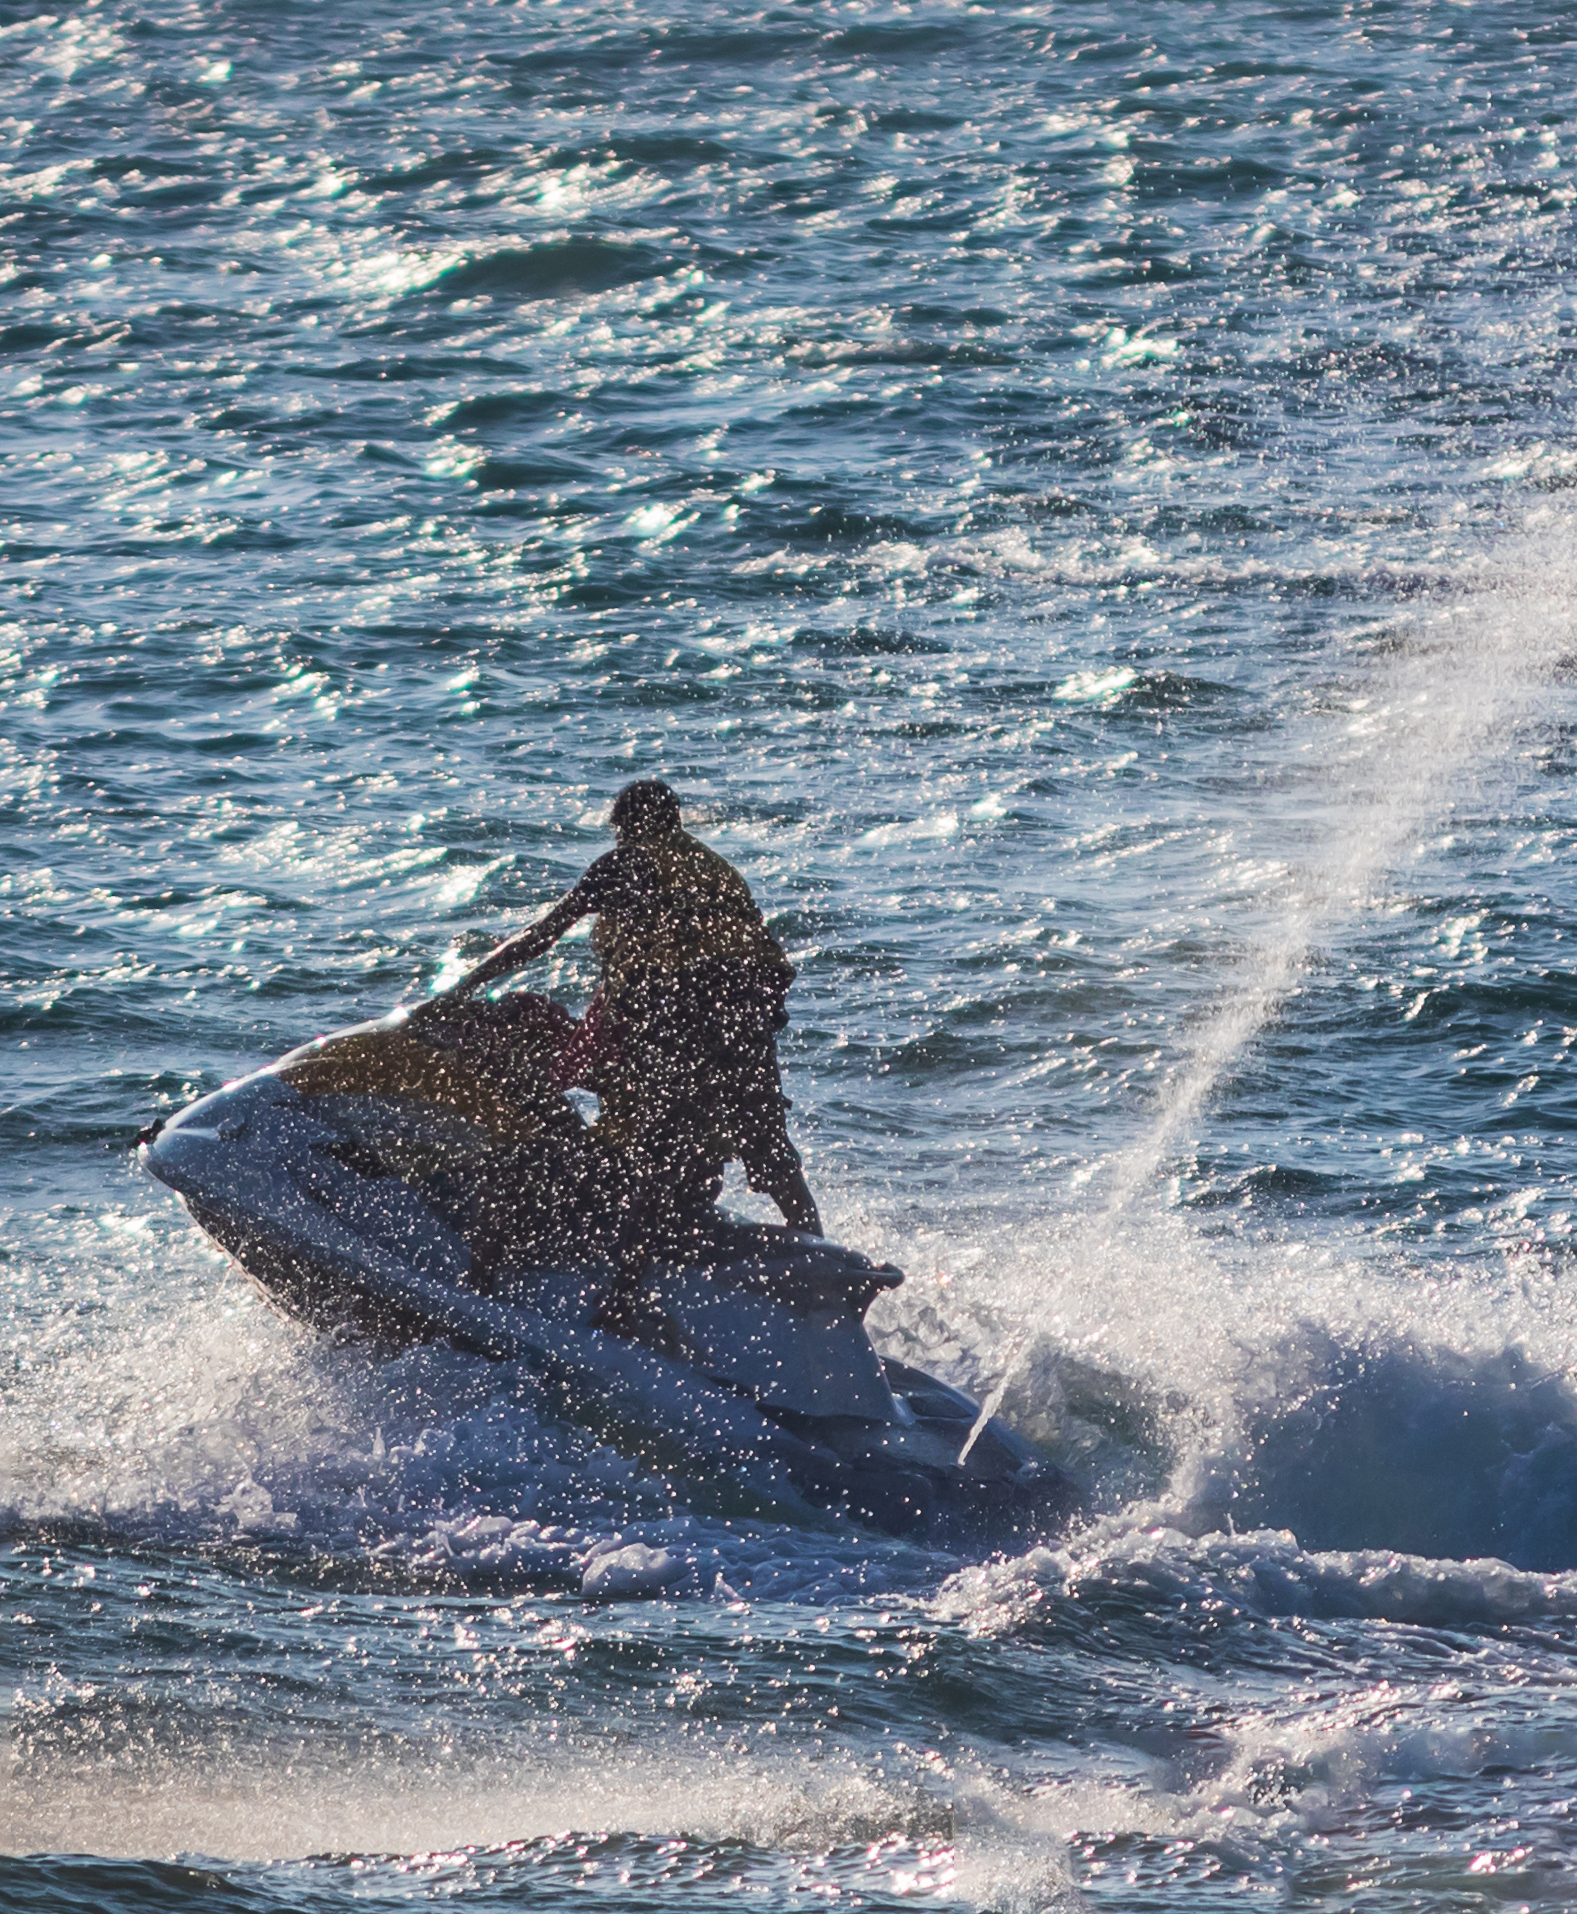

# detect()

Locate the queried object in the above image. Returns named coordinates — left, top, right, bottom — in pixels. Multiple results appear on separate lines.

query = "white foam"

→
left=0, top=1737, right=950, bottom=1867
left=581, top=1541, right=685, bottom=1598
left=935, top=1521, right=1577, bottom=1634
left=859, top=1176, right=1577, bottom=1579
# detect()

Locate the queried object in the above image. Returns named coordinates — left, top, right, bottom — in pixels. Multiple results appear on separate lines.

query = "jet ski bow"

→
left=138, top=994, right=1082, bottom=1547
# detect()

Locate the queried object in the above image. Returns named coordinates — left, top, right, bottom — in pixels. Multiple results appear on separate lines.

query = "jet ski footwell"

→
left=140, top=1017, right=1082, bottom=1549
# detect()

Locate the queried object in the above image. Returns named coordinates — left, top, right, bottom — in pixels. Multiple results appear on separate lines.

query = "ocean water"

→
left=6, top=0, right=1577, bottom=1905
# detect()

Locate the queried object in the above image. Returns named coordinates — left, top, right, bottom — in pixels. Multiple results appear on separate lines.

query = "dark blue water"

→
left=8, top=1, right=1577, bottom=1904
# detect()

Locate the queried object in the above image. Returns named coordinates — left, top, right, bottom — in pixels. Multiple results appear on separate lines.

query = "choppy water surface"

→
left=7, top=1, right=1577, bottom=1905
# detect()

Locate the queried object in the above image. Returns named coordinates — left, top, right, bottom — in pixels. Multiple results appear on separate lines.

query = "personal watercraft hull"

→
left=139, top=1011, right=1081, bottom=1548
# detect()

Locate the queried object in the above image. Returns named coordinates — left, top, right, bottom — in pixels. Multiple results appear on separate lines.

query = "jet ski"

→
left=137, top=991, right=1081, bottom=1548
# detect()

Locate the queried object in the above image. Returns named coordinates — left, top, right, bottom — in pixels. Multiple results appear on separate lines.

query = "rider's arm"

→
left=447, top=886, right=592, bottom=998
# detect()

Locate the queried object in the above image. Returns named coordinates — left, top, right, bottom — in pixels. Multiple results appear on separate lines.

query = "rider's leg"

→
left=733, top=1027, right=822, bottom=1236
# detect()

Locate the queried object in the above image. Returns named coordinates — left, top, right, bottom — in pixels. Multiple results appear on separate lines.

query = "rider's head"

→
left=610, top=779, right=682, bottom=842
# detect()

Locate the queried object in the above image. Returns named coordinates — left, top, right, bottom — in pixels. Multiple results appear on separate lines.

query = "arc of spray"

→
left=1107, top=566, right=1571, bottom=1212
left=963, top=542, right=1575, bottom=1451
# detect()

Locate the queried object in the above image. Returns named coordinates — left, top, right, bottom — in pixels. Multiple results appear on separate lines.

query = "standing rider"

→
left=448, top=780, right=821, bottom=1277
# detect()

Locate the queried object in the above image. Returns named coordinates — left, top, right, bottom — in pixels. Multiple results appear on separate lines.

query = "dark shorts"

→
left=599, top=962, right=802, bottom=1192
